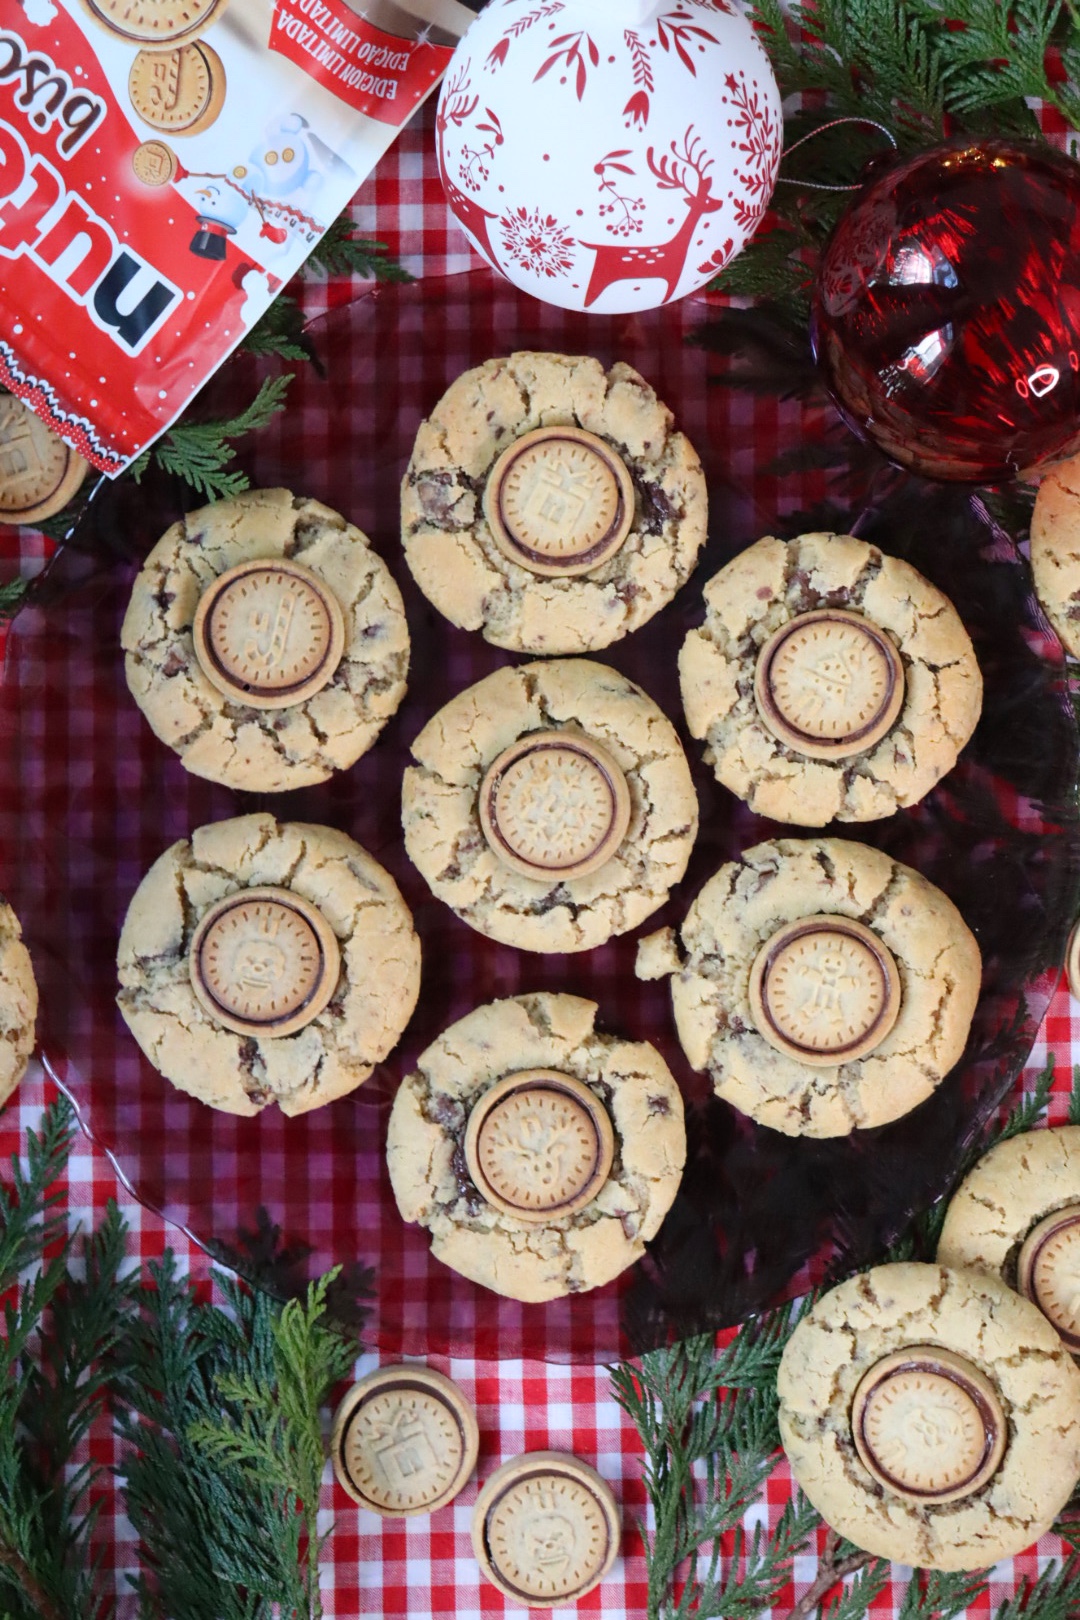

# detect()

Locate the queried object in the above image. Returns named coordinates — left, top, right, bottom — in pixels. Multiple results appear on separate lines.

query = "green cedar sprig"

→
left=610, top=1300, right=816, bottom=1620
left=240, top=295, right=311, bottom=363
left=118, top=1259, right=355, bottom=1620
left=0, top=1097, right=135, bottom=1620
left=305, top=216, right=413, bottom=282
left=129, top=373, right=292, bottom=502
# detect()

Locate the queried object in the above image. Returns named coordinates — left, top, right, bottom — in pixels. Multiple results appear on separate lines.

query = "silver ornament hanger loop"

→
left=775, top=117, right=899, bottom=191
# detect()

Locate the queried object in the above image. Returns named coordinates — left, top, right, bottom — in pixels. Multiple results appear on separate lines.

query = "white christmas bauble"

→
left=436, top=0, right=783, bottom=313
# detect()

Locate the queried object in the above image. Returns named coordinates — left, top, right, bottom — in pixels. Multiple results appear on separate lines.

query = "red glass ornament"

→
left=812, top=138, right=1080, bottom=482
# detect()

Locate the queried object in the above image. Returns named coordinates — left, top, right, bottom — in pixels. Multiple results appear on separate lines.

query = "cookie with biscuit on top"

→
left=679, top=531, right=982, bottom=825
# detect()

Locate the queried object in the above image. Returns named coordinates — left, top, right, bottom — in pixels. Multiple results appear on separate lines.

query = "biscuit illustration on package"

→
left=472, top=1452, right=620, bottom=1606
left=128, top=43, right=226, bottom=137
left=402, top=352, right=708, bottom=654
left=116, top=813, right=421, bottom=1116
left=81, top=0, right=231, bottom=45
left=937, top=1126, right=1080, bottom=1353
left=636, top=837, right=981, bottom=1138
left=777, top=1263, right=1080, bottom=1570
left=0, top=393, right=88, bottom=526
left=122, top=488, right=409, bottom=791
left=402, top=658, right=697, bottom=954
left=330, top=1366, right=479, bottom=1518
left=679, top=532, right=982, bottom=824
left=386, top=993, right=686, bottom=1302
left=131, top=140, right=181, bottom=187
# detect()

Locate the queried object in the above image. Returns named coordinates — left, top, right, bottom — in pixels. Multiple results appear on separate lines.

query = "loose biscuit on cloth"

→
left=636, top=837, right=981, bottom=1137
left=386, top=993, right=686, bottom=1302
left=117, top=813, right=420, bottom=1116
left=777, top=1263, right=1080, bottom=1570
left=0, top=901, right=37, bottom=1109
left=472, top=1452, right=621, bottom=1605
left=937, top=1127, right=1080, bottom=1352
left=402, top=657, right=698, bottom=953
left=122, top=487, right=409, bottom=791
left=401, top=352, right=707, bottom=654
left=679, top=532, right=982, bottom=824
left=1031, top=452, right=1080, bottom=658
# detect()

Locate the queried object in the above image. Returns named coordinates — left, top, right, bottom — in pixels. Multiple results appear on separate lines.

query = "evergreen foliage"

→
left=716, top=0, right=1080, bottom=320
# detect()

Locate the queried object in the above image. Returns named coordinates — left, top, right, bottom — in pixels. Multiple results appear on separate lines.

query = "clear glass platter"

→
left=1, top=269, right=1077, bottom=1360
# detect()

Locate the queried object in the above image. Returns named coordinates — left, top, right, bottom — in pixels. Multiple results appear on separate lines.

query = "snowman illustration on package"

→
left=182, top=111, right=355, bottom=267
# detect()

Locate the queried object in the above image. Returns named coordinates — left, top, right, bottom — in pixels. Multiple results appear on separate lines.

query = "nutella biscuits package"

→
left=0, top=0, right=472, bottom=473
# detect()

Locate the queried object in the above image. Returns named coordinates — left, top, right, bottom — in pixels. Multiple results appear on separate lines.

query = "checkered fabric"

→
left=0, top=88, right=1079, bottom=1620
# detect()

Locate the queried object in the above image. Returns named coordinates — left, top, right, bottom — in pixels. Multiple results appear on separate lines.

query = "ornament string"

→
left=774, top=117, right=898, bottom=191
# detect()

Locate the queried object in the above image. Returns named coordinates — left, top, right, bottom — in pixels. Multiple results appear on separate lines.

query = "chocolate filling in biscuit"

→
left=850, top=1346, right=1007, bottom=1505
left=483, top=427, right=635, bottom=577
left=188, top=886, right=340, bottom=1039
left=479, top=729, right=631, bottom=882
left=1017, top=1204, right=1080, bottom=1350
left=192, top=558, right=346, bottom=710
left=748, top=915, right=901, bottom=1067
left=754, top=608, right=905, bottom=761
left=463, top=1069, right=615, bottom=1222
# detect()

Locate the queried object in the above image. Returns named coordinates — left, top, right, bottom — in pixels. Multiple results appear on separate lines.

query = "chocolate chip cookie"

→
left=386, top=993, right=685, bottom=1302
left=1031, top=452, right=1080, bottom=658
left=401, top=352, right=707, bottom=654
left=117, top=813, right=421, bottom=1116
left=778, top=1263, right=1080, bottom=1569
left=937, top=1126, right=1080, bottom=1352
left=402, top=658, right=697, bottom=954
left=635, top=836, right=981, bottom=1137
left=679, top=532, right=982, bottom=824
left=122, top=488, right=409, bottom=792
left=0, top=900, right=37, bottom=1108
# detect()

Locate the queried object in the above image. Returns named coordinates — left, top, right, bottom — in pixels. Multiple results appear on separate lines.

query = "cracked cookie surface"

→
left=0, top=901, right=37, bottom=1108
left=1031, top=454, right=1080, bottom=658
left=937, top=1127, right=1080, bottom=1336
left=401, top=352, right=707, bottom=655
left=777, top=1262, right=1080, bottom=1570
left=116, top=813, right=421, bottom=1116
left=401, top=658, right=698, bottom=954
left=386, top=993, right=686, bottom=1302
left=635, top=837, right=981, bottom=1137
left=679, top=532, right=982, bottom=824
left=122, top=487, right=409, bottom=791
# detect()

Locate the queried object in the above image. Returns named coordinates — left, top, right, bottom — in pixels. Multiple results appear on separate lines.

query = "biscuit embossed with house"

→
left=402, top=352, right=707, bottom=654
left=679, top=532, right=982, bottom=824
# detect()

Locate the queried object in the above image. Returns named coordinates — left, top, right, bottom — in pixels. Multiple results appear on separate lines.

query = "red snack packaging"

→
left=0, top=0, right=472, bottom=472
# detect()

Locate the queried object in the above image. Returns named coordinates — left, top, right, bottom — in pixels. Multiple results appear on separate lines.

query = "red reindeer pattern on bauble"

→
left=581, top=128, right=720, bottom=307
left=436, top=63, right=504, bottom=270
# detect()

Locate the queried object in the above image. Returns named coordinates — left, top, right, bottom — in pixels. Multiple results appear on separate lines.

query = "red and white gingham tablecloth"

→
left=2, top=92, right=1079, bottom=1620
